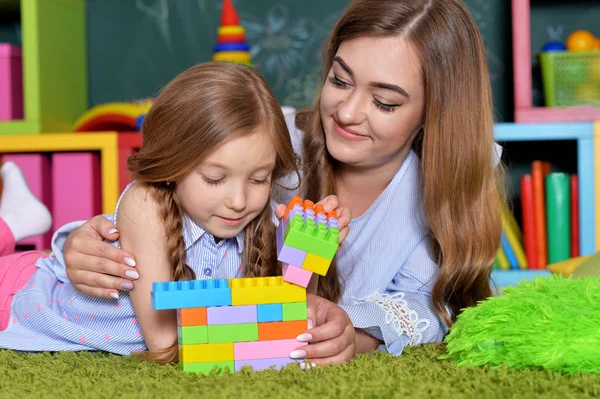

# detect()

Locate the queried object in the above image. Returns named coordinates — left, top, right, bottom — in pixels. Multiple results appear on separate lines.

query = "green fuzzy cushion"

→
left=441, top=275, right=600, bottom=374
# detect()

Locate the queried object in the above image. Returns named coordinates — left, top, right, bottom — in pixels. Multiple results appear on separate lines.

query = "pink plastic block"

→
left=207, top=305, right=257, bottom=325
left=0, top=44, right=23, bottom=121
left=234, top=339, right=307, bottom=360
left=282, top=263, right=312, bottom=288
left=234, top=357, right=300, bottom=372
left=3, top=154, right=52, bottom=249
left=51, top=152, right=102, bottom=231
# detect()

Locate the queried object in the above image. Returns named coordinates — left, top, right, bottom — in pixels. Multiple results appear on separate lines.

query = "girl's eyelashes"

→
left=251, top=178, right=270, bottom=186
left=328, top=74, right=352, bottom=88
left=373, top=98, right=400, bottom=112
left=202, top=176, right=224, bottom=186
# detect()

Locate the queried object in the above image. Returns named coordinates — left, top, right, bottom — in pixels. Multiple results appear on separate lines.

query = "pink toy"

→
left=2, top=154, right=52, bottom=249
left=234, top=339, right=307, bottom=360
left=282, top=263, right=313, bottom=288
left=0, top=44, right=23, bottom=121
left=51, top=152, right=101, bottom=231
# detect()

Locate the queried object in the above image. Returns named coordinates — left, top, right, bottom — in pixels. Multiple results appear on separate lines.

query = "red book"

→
left=532, top=161, right=547, bottom=268
left=570, top=174, right=580, bottom=257
left=520, top=174, right=537, bottom=269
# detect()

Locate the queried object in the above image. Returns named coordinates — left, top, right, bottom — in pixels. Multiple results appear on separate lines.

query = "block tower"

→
left=151, top=196, right=340, bottom=374
left=212, top=0, right=252, bottom=66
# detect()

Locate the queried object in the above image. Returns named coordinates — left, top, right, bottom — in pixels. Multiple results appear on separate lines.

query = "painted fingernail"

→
left=109, top=292, right=119, bottom=299
left=125, top=270, right=139, bottom=279
left=296, top=333, right=312, bottom=342
left=289, top=350, right=307, bottom=359
left=121, top=281, right=134, bottom=290
left=107, top=228, right=119, bottom=235
left=124, top=257, right=136, bottom=267
left=307, top=319, right=314, bottom=329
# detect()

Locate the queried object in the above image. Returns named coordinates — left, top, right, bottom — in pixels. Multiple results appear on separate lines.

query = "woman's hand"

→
left=275, top=195, right=351, bottom=244
left=290, top=294, right=356, bottom=367
left=64, top=215, right=139, bottom=299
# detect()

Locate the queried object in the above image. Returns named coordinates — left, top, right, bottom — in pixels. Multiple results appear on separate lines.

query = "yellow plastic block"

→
left=179, top=342, right=234, bottom=364
left=229, top=276, right=306, bottom=306
left=302, top=253, right=331, bottom=275
left=0, top=133, right=118, bottom=213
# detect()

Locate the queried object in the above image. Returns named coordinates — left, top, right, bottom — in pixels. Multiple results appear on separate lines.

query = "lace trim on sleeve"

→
left=352, top=291, right=430, bottom=345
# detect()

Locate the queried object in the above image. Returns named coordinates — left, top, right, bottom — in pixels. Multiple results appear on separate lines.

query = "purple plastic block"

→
left=207, top=305, right=257, bottom=325
left=278, top=245, right=307, bottom=267
left=234, top=357, right=300, bottom=371
left=327, top=218, right=339, bottom=229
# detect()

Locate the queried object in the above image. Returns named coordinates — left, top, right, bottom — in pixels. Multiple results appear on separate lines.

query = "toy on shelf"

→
left=0, top=44, right=23, bottom=122
left=539, top=28, right=600, bottom=108
left=151, top=196, right=340, bottom=375
left=212, top=0, right=253, bottom=65
left=512, top=0, right=600, bottom=122
left=72, top=100, right=153, bottom=132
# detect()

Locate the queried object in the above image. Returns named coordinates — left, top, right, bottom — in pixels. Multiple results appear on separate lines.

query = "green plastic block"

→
left=284, top=215, right=339, bottom=260
left=282, top=302, right=307, bottom=321
left=178, top=325, right=208, bottom=345
left=207, top=323, right=258, bottom=343
left=180, top=361, right=234, bottom=375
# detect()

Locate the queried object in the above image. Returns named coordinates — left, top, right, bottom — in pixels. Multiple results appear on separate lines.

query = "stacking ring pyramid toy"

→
left=151, top=196, right=340, bottom=374
left=212, top=0, right=253, bottom=66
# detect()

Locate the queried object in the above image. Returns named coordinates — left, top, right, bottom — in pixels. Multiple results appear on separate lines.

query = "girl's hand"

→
left=291, top=293, right=356, bottom=367
left=274, top=195, right=351, bottom=244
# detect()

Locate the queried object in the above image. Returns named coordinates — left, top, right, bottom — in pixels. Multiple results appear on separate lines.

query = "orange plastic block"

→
left=258, top=320, right=308, bottom=341
left=177, top=307, right=207, bottom=326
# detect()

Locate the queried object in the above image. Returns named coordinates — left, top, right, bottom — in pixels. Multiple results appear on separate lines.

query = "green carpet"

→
left=2, top=345, right=600, bottom=398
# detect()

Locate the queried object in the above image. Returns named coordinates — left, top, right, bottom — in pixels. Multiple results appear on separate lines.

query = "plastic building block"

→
left=2, top=153, right=52, bottom=249
left=207, top=305, right=257, bottom=325
left=282, top=263, right=312, bottom=288
left=277, top=244, right=307, bottom=268
left=257, top=304, right=283, bottom=322
left=0, top=133, right=119, bottom=213
left=258, top=320, right=307, bottom=341
left=179, top=342, right=234, bottom=363
left=177, top=307, right=207, bottom=326
left=51, top=152, right=102, bottom=232
left=302, top=253, right=331, bottom=276
left=180, top=361, right=234, bottom=375
left=151, top=279, right=231, bottom=310
left=282, top=302, right=308, bottom=321
left=284, top=214, right=339, bottom=260
left=234, top=358, right=299, bottom=372
left=207, top=323, right=258, bottom=343
left=234, top=339, right=307, bottom=361
left=229, top=276, right=306, bottom=306
left=0, top=44, right=23, bottom=121
left=178, top=325, right=208, bottom=345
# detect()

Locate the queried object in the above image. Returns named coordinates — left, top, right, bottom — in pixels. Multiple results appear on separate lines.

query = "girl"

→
left=62, top=0, right=505, bottom=365
left=0, top=61, right=348, bottom=363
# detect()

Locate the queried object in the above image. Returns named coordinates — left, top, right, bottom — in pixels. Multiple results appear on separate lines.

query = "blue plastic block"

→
left=213, top=43, right=250, bottom=52
left=256, top=303, right=283, bottom=322
left=151, top=279, right=231, bottom=310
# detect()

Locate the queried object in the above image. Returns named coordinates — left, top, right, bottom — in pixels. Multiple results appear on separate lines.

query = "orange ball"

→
left=567, top=30, right=597, bottom=52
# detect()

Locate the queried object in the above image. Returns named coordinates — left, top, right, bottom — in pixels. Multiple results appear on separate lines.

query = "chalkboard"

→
left=85, top=0, right=512, bottom=120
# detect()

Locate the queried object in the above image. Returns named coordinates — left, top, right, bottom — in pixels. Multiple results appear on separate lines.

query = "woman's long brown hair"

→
left=127, top=61, right=299, bottom=363
left=298, top=0, right=505, bottom=325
